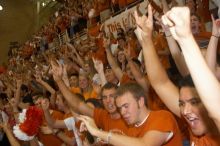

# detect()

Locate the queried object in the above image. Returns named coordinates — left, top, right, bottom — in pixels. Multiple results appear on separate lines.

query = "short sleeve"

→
left=147, top=110, right=178, bottom=134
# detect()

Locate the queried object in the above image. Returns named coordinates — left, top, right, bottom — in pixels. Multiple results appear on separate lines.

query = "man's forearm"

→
left=44, top=110, right=55, bottom=127
left=94, top=129, right=145, bottom=146
left=57, top=131, right=76, bottom=146
left=55, top=79, right=81, bottom=111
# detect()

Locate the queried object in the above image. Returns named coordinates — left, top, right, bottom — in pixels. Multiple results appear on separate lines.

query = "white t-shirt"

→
left=64, top=117, right=76, bottom=131
left=64, top=117, right=83, bottom=146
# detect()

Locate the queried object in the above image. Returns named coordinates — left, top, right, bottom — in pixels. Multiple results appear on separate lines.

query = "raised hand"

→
left=50, top=60, right=63, bottom=82
left=211, top=15, right=220, bottom=37
left=92, top=58, right=104, bottom=73
left=134, top=4, right=153, bottom=37
left=161, top=7, right=191, bottom=41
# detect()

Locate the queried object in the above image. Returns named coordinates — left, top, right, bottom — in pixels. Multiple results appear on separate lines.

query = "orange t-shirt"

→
left=92, top=37, right=107, bottom=64
left=194, top=32, right=211, bottom=49
left=190, top=130, right=220, bottom=146
left=126, top=0, right=136, bottom=5
left=127, top=110, right=182, bottom=146
left=83, top=88, right=98, bottom=100
left=93, top=108, right=128, bottom=134
left=70, top=87, right=81, bottom=94
left=120, top=74, right=135, bottom=84
left=196, top=0, right=211, bottom=23
left=147, top=86, right=168, bottom=111
left=118, top=0, right=127, bottom=8
left=38, top=110, right=64, bottom=146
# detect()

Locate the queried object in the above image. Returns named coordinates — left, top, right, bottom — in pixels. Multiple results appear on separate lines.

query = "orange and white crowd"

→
left=1, top=0, right=220, bottom=146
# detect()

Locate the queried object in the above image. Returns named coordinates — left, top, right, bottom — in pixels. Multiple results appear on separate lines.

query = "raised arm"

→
left=14, top=77, right=22, bottom=107
left=134, top=6, right=181, bottom=117
left=35, top=74, right=56, bottom=95
left=35, top=73, right=56, bottom=108
left=104, top=39, right=123, bottom=81
left=41, top=99, right=77, bottom=145
left=50, top=61, right=94, bottom=117
left=161, top=0, right=189, bottom=77
left=162, top=6, right=220, bottom=131
left=41, top=98, right=65, bottom=128
left=206, top=16, right=220, bottom=77
left=124, top=45, right=149, bottom=92
left=67, top=43, right=85, bottom=68
left=93, top=58, right=107, bottom=87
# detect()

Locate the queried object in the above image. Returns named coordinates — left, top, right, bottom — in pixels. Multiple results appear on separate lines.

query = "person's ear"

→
left=138, top=96, right=145, bottom=107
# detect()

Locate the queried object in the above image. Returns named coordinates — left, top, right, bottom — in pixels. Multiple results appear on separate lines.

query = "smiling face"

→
left=179, top=87, right=207, bottom=136
left=79, top=75, right=89, bottom=90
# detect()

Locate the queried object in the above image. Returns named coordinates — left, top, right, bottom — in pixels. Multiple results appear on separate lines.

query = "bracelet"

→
left=106, top=131, right=112, bottom=144
left=212, top=35, right=220, bottom=38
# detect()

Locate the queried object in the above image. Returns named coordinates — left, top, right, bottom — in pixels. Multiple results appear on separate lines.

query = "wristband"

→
left=212, top=35, right=220, bottom=38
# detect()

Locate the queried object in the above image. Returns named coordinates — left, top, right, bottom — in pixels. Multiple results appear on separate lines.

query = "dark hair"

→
left=22, top=94, right=34, bottom=105
left=0, top=93, right=8, bottom=102
left=31, top=92, right=49, bottom=101
left=178, top=75, right=195, bottom=88
left=86, top=98, right=103, bottom=108
left=21, top=84, right=29, bottom=93
left=132, top=58, right=141, bottom=67
left=116, top=83, right=148, bottom=106
left=100, top=82, right=118, bottom=98
left=191, top=13, right=201, bottom=22
left=70, top=73, right=79, bottom=77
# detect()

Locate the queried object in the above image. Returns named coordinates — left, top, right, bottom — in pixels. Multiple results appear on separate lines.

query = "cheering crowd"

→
left=1, top=0, right=220, bottom=146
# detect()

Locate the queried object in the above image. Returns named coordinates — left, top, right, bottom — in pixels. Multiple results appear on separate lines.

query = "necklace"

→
left=135, top=112, right=150, bottom=127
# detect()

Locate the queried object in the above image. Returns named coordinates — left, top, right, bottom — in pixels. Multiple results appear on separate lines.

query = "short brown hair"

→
left=116, top=83, right=148, bottom=106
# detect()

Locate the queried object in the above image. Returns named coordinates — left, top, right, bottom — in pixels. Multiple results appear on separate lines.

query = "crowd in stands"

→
left=1, top=0, right=220, bottom=146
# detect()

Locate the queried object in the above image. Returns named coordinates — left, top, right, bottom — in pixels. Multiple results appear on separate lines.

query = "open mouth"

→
left=107, top=104, right=114, bottom=110
left=185, top=116, right=199, bottom=129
